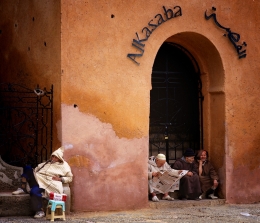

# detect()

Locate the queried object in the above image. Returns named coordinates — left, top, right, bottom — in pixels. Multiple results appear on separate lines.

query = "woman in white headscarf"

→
left=12, top=147, right=73, bottom=219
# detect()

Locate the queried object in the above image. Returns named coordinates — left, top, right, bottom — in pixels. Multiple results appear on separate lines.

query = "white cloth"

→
left=34, top=147, right=73, bottom=196
left=148, top=156, right=179, bottom=193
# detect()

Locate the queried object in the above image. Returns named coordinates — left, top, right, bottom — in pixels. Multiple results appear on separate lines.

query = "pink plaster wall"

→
left=59, top=0, right=260, bottom=210
left=59, top=105, right=148, bottom=211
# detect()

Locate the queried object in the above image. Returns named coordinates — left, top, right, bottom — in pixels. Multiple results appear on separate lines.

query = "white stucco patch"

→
left=64, top=144, right=74, bottom=150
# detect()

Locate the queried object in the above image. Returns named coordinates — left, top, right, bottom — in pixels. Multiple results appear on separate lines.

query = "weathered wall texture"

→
left=1, top=0, right=260, bottom=212
left=61, top=0, right=153, bottom=211
left=60, top=0, right=260, bottom=210
left=59, top=105, right=148, bottom=211
left=0, top=0, right=61, bottom=148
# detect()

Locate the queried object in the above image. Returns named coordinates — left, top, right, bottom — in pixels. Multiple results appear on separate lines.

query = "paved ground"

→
left=1, top=200, right=260, bottom=222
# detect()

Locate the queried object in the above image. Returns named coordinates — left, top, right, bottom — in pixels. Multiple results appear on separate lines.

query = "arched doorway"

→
left=149, top=42, right=203, bottom=163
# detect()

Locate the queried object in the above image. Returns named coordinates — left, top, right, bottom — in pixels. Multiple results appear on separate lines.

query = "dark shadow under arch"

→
left=149, top=42, right=203, bottom=163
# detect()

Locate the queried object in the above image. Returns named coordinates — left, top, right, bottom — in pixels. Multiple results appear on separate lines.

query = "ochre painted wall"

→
left=1, top=0, right=260, bottom=212
left=60, top=0, right=260, bottom=210
left=0, top=0, right=61, bottom=149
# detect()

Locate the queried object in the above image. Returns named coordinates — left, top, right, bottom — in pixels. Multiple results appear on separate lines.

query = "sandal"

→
left=162, top=195, right=174, bottom=201
left=152, top=195, right=159, bottom=202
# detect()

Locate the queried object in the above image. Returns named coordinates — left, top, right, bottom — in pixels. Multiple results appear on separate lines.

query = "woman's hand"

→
left=52, top=176, right=61, bottom=181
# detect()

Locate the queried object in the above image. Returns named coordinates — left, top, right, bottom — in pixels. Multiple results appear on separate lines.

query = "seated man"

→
left=148, top=153, right=181, bottom=202
left=171, top=148, right=201, bottom=200
left=12, top=146, right=73, bottom=218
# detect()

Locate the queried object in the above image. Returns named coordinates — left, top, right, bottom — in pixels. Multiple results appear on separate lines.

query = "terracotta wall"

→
left=0, top=0, right=61, bottom=149
left=60, top=1, right=152, bottom=211
left=60, top=0, right=260, bottom=210
left=1, top=0, right=260, bottom=212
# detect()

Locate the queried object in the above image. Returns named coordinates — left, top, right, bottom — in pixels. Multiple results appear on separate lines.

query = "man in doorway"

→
left=148, top=153, right=182, bottom=202
left=171, top=148, right=201, bottom=200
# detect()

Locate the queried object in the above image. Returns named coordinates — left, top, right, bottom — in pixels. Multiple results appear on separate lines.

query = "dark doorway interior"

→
left=149, top=42, right=203, bottom=164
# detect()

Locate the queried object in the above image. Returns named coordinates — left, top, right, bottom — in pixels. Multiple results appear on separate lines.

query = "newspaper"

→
left=151, top=169, right=188, bottom=194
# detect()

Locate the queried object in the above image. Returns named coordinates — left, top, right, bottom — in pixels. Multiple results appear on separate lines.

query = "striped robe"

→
left=33, top=148, right=73, bottom=196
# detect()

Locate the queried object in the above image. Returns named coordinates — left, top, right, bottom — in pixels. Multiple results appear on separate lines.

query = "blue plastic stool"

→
left=46, top=200, right=66, bottom=221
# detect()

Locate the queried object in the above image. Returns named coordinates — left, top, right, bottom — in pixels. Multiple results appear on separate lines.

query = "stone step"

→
left=0, top=192, right=225, bottom=217
left=149, top=198, right=226, bottom=209
left=149, top=191, right=225, bottom=208
left=0, top=192, right=68, bottom=217
left=0, top=192, right=33, bottom=216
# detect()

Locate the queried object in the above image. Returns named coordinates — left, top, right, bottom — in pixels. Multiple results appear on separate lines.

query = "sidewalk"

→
left=1, top=199, right=260, bottom=222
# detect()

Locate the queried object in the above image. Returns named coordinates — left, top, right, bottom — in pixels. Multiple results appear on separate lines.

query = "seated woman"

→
left=148, top=153, right=181, bottom=202
left=12, top=146, right=73, bottom=218
left=171, top=148, right=201, bottom=200
left=195, top=149, right=219, bottom=199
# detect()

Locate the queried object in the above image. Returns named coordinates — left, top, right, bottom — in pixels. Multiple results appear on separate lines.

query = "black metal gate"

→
left=0, top=83, right=53, bottom=167
left=149, top=43, right=203, bottom=164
